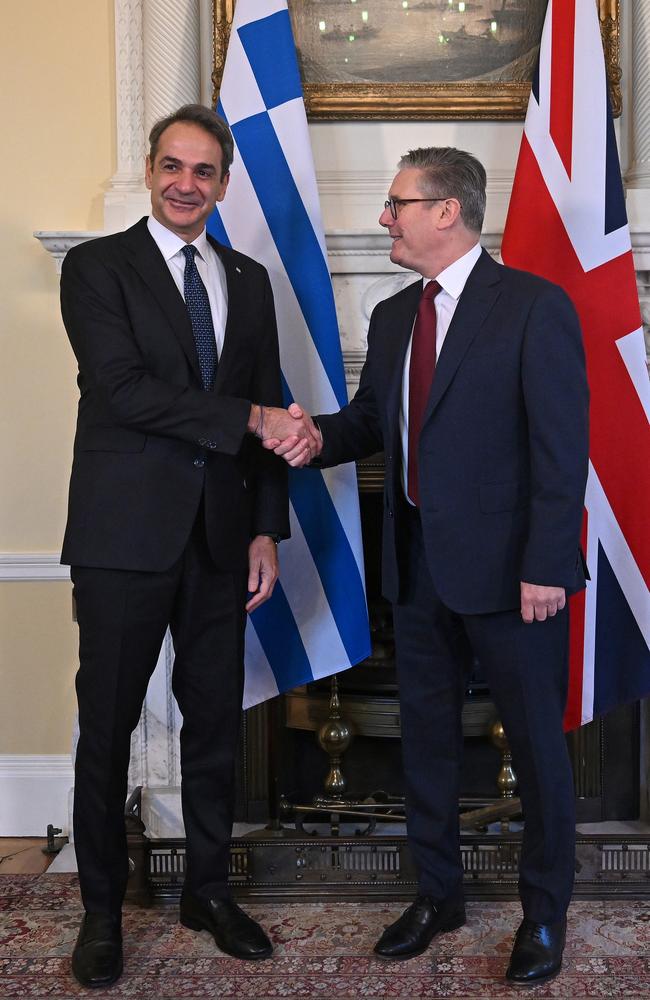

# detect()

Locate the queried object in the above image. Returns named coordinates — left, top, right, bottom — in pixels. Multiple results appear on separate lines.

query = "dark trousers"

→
left=393, top=507, right=575, bottom=924
left=71, top=509, right=247, bottom=916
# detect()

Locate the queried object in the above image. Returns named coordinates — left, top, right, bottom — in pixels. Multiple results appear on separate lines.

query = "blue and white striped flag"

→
left=209, top=0, right=371, bottom=708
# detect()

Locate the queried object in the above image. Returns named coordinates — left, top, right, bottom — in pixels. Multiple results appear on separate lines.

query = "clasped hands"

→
left=249, top=402, right=321, bottom=467
left=249, top=406, right=567, bottom=625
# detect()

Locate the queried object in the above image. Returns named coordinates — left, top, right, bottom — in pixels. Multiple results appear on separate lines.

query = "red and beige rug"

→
left=0, top=874, right=648, bottom=998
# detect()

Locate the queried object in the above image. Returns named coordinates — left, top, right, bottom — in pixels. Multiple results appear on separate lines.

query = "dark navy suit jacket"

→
left=60, top=217, right=288, bottom=574
left=317, top=249, right=589, bottom=613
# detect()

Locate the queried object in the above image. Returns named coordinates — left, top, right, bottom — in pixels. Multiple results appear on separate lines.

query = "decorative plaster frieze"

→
left=342, top=350, right=369, bottom=385
left=142, top=0, right=201, bottom=132
left=112, top=0, right=146, bottom=191
left=626, top=1, right=650, bottom=189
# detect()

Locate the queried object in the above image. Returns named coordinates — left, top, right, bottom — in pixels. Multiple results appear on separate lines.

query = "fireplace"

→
left=133, top=455, right=647, bottom=904
left=234, top=455, right=641, bottom=829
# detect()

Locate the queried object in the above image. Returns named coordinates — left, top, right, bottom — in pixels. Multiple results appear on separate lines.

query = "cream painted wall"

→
left=310, top=119, right=523, bottom=234
left=0, top=1, right=115, bottom=753
left=0, top=583, right=79, bottom=754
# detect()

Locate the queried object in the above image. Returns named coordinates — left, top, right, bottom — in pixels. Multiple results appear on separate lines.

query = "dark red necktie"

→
left=407, top=280, right=441, bottom=506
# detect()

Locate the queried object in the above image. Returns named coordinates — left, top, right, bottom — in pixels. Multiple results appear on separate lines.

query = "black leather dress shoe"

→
left=506, top=917, right=566, bottom=984
left=180, top=891, right=272, bottom=959
left=373, top=895, right=466, bottom=960
left=71, top=913, right=123, bottom=989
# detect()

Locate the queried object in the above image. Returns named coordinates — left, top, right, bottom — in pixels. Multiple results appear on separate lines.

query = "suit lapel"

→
left=423, top=249, right=502, bottom=424
left=120, top=218, right=202, bottom=382
left=208, top=236, right=246, bottom=392
left=384, top=278, right=423, bottom=453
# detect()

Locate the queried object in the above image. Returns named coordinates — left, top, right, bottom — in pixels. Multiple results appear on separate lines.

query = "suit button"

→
left=208, top=441, right=217, bottom=449
left=194, top=458, right=205, bottom=468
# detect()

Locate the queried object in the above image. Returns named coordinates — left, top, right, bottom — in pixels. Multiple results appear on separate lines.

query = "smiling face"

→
left=378, top=167, right=457, bottom=277
left=145, top=121, right=229, bottom=242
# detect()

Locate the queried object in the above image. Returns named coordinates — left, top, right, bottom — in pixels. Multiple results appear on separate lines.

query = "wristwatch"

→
left=258, top=533, right=282, bottom=544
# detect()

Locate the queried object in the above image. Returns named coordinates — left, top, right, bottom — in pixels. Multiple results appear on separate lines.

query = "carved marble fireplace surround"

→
left=36, top=0, right=650, bottom=836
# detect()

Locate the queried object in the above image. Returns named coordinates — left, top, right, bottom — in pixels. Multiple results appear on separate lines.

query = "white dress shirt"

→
left=147, top=215, right=228, bottom=359
left=400, top=241, right=483, bottom=503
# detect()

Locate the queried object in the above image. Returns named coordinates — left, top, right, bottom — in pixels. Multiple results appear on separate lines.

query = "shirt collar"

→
left=147, top=215, right=210, bottom=263
left=424, top=242, right=482, bottom=300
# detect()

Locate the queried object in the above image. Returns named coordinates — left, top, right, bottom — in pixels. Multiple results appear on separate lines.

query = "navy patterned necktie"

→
left=181, top=244, right=217, bottom=391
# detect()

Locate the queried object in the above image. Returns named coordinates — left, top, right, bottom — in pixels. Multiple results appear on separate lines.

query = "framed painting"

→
left=213, top=0, right=621, bottom=120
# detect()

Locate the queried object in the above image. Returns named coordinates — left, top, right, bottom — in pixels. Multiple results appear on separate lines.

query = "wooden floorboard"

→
left=0, top=838, right=57, bottom=874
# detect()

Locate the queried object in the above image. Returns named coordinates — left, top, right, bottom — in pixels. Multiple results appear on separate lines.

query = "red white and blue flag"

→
left=501, top=0, right=650, bottom=729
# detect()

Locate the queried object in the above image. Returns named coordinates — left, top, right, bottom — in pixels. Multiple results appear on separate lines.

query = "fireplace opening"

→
left=236, top=458, right=640, bottom=827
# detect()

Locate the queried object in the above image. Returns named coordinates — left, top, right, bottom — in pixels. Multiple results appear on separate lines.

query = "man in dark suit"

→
left=271, top=147, right=589, bottom=984
left=60, top=104, right=318, bottom=989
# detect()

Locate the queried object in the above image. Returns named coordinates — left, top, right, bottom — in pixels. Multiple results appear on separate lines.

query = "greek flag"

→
left=209, top=0, right=371, bottom=708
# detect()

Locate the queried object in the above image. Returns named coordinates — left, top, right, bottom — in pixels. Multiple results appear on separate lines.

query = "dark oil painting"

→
left=288, top=0, right=547, bottom=85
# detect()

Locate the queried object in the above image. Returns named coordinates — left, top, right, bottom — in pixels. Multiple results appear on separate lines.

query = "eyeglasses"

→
left=383, top=196, right=453, bottom=219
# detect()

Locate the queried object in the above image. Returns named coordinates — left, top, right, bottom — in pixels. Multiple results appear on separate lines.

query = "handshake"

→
left=248, top=403, right=322, bottom=468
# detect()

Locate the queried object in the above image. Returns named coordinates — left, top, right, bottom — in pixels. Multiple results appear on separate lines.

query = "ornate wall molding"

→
left=0, top=553, right=69, bottom=581
left=111, top=0, right=146, bottom=191
left=142, top=0, right=201, bottom=132
left=625, top=0, right=650, bottom=187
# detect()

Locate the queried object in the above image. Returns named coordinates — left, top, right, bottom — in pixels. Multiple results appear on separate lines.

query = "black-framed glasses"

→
left=384, top=196, right=452, bottom=219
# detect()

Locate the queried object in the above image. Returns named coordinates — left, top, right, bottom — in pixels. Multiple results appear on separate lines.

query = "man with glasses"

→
left=269, top=147, right=589, bottom=984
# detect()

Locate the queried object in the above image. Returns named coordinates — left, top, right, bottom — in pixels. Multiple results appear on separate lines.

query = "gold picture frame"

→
left=213, top=1, right=621, bottom=120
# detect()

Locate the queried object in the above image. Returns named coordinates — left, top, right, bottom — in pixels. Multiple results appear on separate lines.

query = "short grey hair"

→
left=148, top=104, right=234, bottom=179
left=398, top=147, right=486, bottom=233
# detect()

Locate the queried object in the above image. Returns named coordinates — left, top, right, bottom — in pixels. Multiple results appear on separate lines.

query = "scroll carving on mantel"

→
left=360, top=274, right=419, bottom=326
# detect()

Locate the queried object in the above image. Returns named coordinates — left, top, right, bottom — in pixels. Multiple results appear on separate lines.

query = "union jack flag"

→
left=501, top=0, right=650, bottom=729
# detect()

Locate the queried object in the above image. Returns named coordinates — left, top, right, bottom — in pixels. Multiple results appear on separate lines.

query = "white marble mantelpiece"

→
left=36, top=228, right=650, bottom=361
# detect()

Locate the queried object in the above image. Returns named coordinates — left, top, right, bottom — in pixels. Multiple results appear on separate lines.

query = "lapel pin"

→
left=235, top=266, right=242, bottom=274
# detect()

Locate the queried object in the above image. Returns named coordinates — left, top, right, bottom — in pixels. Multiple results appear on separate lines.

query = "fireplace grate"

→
left=137, top=833, right=650, bottom=902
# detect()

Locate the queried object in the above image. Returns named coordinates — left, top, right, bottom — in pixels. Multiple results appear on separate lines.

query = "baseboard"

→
left=0, top=755, right=74, bottom=835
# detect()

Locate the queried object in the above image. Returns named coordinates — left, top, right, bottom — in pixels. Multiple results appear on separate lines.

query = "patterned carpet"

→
left=0, top=874, right=649, bottom=998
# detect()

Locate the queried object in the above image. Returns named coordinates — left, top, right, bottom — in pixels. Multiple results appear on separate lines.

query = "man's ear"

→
left=437, top=198, right=462, bottom=230
left=216, top=171, right=230, bottom=202
left=145, top=155, right=153, bottom=191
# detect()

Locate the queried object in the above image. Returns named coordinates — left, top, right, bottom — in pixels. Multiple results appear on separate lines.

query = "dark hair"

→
left=148, top=104, right=234, bottom=179
left=398, top=147, right=486, bottom=233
